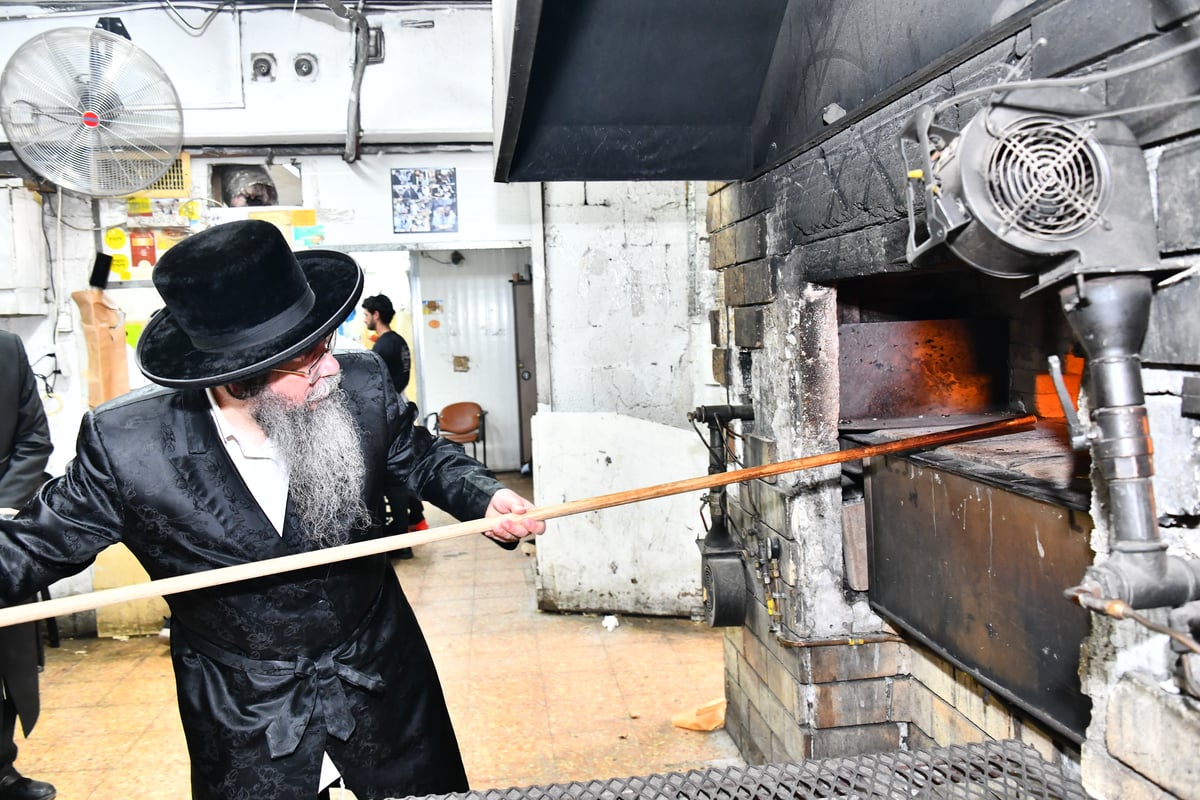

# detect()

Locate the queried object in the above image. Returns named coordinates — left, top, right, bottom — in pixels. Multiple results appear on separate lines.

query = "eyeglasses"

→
left=270, top=332, right=336, bottom=385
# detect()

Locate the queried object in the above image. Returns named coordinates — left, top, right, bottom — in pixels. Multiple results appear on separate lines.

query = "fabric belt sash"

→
left=177, top=625, right=386, bottom=758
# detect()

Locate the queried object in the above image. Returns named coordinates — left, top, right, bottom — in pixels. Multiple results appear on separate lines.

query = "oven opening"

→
left=835, top=268, right=1095, bottom=742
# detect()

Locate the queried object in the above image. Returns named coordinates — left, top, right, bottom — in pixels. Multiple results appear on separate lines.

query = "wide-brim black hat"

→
left=136, top=219, right=364, bottom=388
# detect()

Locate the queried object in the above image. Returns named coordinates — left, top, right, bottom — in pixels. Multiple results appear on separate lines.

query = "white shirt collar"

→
left=204, top=387, right=277, bottom=460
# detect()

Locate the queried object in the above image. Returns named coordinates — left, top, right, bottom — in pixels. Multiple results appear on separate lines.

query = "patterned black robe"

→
left=0, top=351, right=503, bottom=799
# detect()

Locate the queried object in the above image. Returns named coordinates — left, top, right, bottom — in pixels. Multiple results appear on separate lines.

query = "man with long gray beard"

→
left=0, top=219, right=544, bottom=800
left=235, top=365, right=375, bottom=549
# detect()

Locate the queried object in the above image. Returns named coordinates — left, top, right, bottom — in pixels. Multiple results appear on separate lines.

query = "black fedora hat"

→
left=136, top=219, right=364, bottom=388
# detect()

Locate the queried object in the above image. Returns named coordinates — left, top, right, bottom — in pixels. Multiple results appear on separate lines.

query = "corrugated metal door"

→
left=414, top=248, right=529, bottom=472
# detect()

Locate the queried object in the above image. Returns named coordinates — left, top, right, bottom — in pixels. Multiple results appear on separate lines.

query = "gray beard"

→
left=250, top=375, right=372, bottom=548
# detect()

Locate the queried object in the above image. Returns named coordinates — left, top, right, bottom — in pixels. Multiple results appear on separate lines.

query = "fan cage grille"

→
left=0, top=27, right=183, bottom=197
left=986, top=115, right=1108, bottom=240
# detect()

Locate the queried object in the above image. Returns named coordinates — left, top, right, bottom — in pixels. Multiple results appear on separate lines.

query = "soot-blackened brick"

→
left=1156, top=137, right=1200, bottom=253
left=809, top=641, right=906, bottom=684
left=709, top=225, right=736, bottom=269
left=802, top=220, right=912, bottom=283
left=725, top=260, right=775, bottom=307
left=724, top=264, right=747, bottom=306
left=1108, top=27, right=1200, bottom=144
left=1031, top=0, right=1156, bottom=77
left=708, top=309, right=724, bottom=347
left=812, top=679, right=893, bottom=729
left=712, top=347, right=731, bottom=386
left=810, top=721, right=902, bottom=759
left=735, top=215, right=767, bottom=264
left=733, top=306, right=766, bottom=349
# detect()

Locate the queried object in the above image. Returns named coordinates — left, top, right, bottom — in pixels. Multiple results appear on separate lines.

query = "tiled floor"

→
left=16, top=473, right=743, bottom=799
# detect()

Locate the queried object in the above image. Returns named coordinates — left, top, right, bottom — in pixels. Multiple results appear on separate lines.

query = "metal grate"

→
left=412, top=740, right=1092, bottom=800
left=129, top=153, right=191, bottom=198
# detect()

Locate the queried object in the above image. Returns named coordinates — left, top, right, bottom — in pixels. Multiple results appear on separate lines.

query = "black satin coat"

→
left=0, top=351, right=503, bottom=799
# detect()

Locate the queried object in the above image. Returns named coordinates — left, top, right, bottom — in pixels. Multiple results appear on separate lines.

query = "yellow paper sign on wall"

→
left=110, top=254, right=131, bottom=280
left=104, top=227, right=127, bottom=250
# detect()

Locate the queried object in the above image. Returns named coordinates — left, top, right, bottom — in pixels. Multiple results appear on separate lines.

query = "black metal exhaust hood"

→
left=494, top=0, right=786, bottom=183
left=494, top=0, right=1051, bottom=183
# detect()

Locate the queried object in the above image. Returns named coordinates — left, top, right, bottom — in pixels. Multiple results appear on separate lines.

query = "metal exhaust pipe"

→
left=1061, top=275, right=1200, bottom=608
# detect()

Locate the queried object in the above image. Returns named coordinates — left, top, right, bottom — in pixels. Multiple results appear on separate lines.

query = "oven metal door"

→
left=865, top=454, right=1094, bottom=742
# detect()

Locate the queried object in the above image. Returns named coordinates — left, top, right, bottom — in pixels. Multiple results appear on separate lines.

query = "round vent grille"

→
left=986, top=116, right=1108, bottom=240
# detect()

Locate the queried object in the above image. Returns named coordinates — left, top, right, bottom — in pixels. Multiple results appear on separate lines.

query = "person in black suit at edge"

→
left=0, top=331, right=56, bottom=800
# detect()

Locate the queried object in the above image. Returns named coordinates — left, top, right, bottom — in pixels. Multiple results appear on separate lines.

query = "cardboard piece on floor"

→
left=671, top=697, right=726, bottom=731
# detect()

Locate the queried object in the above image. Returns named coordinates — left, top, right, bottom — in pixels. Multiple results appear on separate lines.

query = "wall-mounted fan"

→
left=899, top=87, right=1159, bottom=295
left=0, top=27, right=183, bottom=197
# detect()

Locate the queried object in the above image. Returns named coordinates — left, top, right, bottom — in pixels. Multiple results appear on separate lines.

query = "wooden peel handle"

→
left=0, top=414, right=1036, bottom=628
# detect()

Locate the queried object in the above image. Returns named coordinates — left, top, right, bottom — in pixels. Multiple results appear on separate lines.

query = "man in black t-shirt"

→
left=361, top=294, right=424, bottom=558
left=361, top=295, right=411, bottom=396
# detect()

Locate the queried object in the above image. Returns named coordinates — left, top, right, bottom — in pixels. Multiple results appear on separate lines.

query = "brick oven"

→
left=496, top=0, right=1200, bottom=795
left=836, top=270, right=1096, bottom=744
left=701, top=6, right=1200, bottom=798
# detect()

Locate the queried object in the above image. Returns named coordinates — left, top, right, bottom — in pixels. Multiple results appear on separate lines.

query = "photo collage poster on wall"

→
left=392, top=168, right=458, bottom=233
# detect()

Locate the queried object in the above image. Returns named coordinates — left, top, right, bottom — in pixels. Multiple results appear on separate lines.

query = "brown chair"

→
left=426, top=402, right=487, bottom=466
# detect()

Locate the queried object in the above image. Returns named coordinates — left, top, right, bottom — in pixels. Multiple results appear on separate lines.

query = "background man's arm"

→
left=0, top=338, right=52, bottom=509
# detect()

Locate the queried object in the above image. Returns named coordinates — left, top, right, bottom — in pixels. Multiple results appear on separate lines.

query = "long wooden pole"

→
left=0, top=414, right=1036, bottom=628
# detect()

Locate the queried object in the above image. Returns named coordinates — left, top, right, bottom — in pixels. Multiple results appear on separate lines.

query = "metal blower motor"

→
left=901, top=87, right=1200, bottom=631
left=899, top=86, right=1160, bottom=294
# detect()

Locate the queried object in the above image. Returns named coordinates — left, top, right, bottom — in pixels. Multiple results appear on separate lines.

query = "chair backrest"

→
left=438, top=402, right=483, bottom=438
